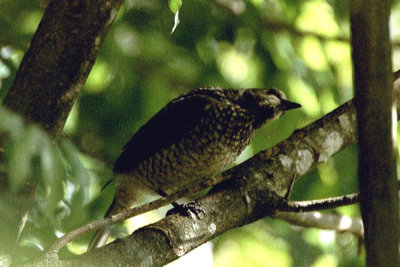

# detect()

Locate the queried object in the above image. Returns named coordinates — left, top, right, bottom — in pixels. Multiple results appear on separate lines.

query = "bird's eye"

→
left=267, top=88, right=286, bottom=100
left=242, top=90, right=256, bottom=102
left=267, top=88, right=279, bottom=97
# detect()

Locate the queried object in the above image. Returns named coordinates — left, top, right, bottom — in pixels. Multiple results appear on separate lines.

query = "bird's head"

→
left=238, top=88, right=301, bottom=128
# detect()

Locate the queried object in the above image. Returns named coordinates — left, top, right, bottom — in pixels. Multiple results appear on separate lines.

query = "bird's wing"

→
left=113, top=89, right=223, bottom=174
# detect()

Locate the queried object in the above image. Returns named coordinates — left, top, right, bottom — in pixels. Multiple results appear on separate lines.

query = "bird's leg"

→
left=167, top=201, right=205, bottom=219
left=156, top=189, right=180, bottom=208
left=156, top=189, right=205, bottom=219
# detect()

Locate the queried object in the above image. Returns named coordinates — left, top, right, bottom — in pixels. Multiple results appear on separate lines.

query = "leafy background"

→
left=1, top=0, right=399, bottom=265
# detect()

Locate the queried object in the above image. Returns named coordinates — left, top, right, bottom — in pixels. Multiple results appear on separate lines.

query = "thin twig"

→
left=279, top=180, right=400, bottom=213
left=49, top=175, right=226, bottom=252
left=279, top=193, right=360, bottom=212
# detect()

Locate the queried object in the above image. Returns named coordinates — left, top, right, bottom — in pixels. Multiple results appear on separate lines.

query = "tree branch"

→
left=63, top=175, right=400, bottom=254
left=280, top=179, right=400, bottom=213
left=3, top=0, right=124, bottom=137
left=280, top=193, right=359, bottom=212
left=49, top=177, right=223, bottom=252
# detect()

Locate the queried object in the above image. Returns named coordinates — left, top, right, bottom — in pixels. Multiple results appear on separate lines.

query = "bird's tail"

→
left=87, top=199, right=117, bottom=251
left=87, top=228, right=111, bottom=251
left=87, top=177, right=141, bottom=251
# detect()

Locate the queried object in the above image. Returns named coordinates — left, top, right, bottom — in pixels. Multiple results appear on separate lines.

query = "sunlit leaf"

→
left=168, top=0, right=182, bottom=14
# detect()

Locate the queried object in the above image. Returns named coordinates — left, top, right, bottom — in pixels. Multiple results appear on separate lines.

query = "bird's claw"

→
left=167, top=200, right=205, bottom=219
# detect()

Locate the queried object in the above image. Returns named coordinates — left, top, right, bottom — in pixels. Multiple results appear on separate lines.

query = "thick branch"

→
left=51, top=177, right=359, bottom=252
left=3, top=0, right=124, bottom=136
left=351, top=1, right=399, bottom=266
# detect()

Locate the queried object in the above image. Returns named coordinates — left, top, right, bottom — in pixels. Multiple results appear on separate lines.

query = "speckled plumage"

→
left=88, top=87, right=301, bottom=250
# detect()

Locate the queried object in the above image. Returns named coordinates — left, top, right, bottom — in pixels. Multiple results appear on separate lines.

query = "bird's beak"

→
left=280, top=100, right=301, bottom=111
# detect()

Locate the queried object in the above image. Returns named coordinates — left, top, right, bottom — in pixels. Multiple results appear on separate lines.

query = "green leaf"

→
left=168, top=0, right=182, bottom=14
left=7, top=125, right=44, bottom=191
left=0, top=107, right=24, bottom=139
left=169, top=0, right=182, bottom=33
left=59, top=139, right=90, bottom=201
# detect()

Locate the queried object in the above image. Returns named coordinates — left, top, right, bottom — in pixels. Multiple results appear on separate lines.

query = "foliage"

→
left=2, top=0, right=399, bottom=265
left=0, top=107, right=112, bottom=264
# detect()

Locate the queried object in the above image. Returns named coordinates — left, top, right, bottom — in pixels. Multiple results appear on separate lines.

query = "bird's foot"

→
left=166, top=200, right=205, bottom=219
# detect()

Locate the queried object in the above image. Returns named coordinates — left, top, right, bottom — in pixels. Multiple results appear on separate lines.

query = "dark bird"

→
left=88, top=87, right=301, bottom=250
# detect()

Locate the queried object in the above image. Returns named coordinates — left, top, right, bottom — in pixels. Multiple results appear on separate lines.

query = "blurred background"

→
left=1, top=0, right=400, bottom=266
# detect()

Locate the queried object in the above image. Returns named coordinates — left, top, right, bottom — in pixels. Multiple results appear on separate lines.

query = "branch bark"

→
left=3, top=0, right=124, bottom=137
left=350, top=1, right=399, bottom=266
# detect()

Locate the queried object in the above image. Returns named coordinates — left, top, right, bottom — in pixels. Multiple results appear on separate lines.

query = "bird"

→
left=87, top=87, right=301, bottom=250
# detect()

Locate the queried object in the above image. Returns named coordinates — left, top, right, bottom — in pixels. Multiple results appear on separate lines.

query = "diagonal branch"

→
left=3, top=0, right=124, bottom=137
left=49, top=177, right=222, bottom=252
